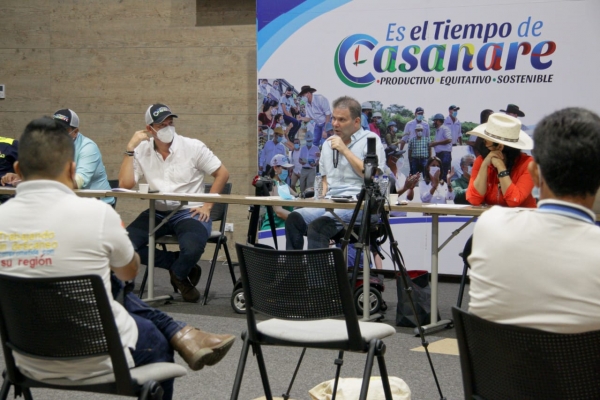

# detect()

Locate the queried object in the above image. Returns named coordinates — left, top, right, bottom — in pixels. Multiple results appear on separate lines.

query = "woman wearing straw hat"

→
left=466, top=113, right=536, bottom=208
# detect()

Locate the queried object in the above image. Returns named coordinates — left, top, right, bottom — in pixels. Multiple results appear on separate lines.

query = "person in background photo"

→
left=420, top=157, right=454, bottom=204
left=466, top=113, right=536, bottom=208
left=430, top=113, right=453, bottom=179
left=452, top=154, right=475, bottom=204
left=261, top=154, right=296, bottom=231
left=369, top=111, right=382, bottom=137
left=279, top=85, right=301, bottom=142
left=384, top=120, right=399, bottom=149
left=290, top=137, right=302, bottom=192
left=407, top=123, right=430, bottom=176
left=445, top=105, right=462, bottom=146
left=500, top=103, right=525, bottom=119
left=361, top=102, right=373, bottom=131
left=259, top=126, right=286, bottom=177
left=401, top=106, right=430, bottom=151
left=299, top=132, right=320, bottom=193
left=468, top=107, right=600, bottom=333
left=297, top=85, right=331, bottom=147
left=384, top=147, right=419, bottom=202
left=466, top=109, right=494, bottom=156
left=258, top=99, right=279, bottom=131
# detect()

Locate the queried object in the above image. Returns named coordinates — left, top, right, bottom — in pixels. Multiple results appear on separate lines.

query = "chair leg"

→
left=202, top=238, right=222, bottom=305
left=456, top=261, right=469, bottom=308
left=359, top=339, right=378, bottom=400
left=331, top=351, right=345, bottom=400
left=22, top=387, right=33, bottom=400
left=282, top=348, right=306, bottom=400
left=254, top=343, right=273, bottom=400
left=230, top=332, right=251, bottom=400
left=222, top=240, right=237, bottom=285
left=138, top=265, right=149, bottom=299
left=375, top=347, right=393, bottom=400
left=0, top=377, right=11, bottom=400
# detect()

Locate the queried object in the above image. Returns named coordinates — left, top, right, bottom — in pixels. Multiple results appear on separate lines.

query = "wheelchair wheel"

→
left=354, top=287, right=382, bottom=315
left=231, top=288, right=246, bottom=314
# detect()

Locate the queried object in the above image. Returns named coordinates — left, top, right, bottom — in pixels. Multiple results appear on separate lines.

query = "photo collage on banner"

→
left=255, top=0, right=600, bottom=270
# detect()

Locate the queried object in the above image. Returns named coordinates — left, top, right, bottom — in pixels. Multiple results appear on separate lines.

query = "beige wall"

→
left=0, top=0, right=257, bottom=259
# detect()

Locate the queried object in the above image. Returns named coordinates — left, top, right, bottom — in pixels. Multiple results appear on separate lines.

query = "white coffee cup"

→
left=138, top=183, right=149, bottom=194
left=389, top=193, right=399, bottom=205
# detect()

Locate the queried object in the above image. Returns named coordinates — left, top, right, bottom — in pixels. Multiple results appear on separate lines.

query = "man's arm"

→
left=110, top=252, right=140, bottom=282
left=190, top=165, right=230, bottom=221
left=73, top=142, right=102, bottom=189
left=119, top=130, right=150, bottom=188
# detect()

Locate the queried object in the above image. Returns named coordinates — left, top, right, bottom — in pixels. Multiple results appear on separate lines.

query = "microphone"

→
left=333, top=149, right=339, bottom=168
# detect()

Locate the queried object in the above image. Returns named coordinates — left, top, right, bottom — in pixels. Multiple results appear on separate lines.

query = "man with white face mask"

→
left=119, top=104, right=230, bottom=303
left=401, top=106, right=430, bottom=151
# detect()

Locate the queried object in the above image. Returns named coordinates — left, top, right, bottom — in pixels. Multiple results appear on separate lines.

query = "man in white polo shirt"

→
left=118, top=103, right=230, bottom=303
left=0, top=118, right=235, bottom=399
left=469, top=107, right=600, bottom=333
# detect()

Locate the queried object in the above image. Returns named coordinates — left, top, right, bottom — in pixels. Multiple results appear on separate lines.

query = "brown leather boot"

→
left=169, top=270, right=200, bottom=303
left=170, top=326, right=235, bottom=370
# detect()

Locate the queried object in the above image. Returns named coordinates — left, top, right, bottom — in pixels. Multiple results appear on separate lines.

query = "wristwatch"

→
left=124, top=151, right=135, bottom=156
left=497, top=170, right=510, bottom=178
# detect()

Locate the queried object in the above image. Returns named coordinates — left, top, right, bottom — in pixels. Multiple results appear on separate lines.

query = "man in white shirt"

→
left=430, top=113, right=453, bottom=179
left=298, top=132, right=320, bottom=193
left=119, top=104, right=230, bottom=303
left=0, top=118, right=235, bottom=399
left=297, top=85, right=331, bottom=148
left=285, top=96, right=385, bottom=250
left=445, top=105, right=462, bottom=146
left=468, top=107, right=600, bottom=333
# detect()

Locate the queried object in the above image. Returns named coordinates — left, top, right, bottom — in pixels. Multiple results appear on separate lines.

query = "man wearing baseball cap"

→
left=445, top=105, right=462, bottom=146
left=118, top=103, right=230, bottom=303
left=361, top=101, right=373, bottom=131
left=53, top=108, right=115, bottom=206
left=401, top=106, right=430, bottom=151
left=430, top=113, right=453, bottom=179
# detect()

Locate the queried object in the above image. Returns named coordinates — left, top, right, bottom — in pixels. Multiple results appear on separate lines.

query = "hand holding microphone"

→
left=328, top=135, right=345, bottom=168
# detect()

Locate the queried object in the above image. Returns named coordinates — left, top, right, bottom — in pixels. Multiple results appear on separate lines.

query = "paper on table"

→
left=111, top=188, right=136, bottom=193
left=245, top=196, right=287, bottom=200
left=79, top=190, right=111, bottom=194
left=422, top=204, right=470, bottom=208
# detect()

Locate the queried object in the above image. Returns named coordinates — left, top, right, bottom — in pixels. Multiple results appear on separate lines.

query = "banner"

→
left=255, top=0, right=600, bottom=271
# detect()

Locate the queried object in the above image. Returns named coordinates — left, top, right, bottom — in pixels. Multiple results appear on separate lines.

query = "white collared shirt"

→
left=305, top=94, right=332, bottom=125
left=133, top=132, right=222, bottom=211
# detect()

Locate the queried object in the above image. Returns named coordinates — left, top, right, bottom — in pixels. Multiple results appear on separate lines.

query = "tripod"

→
left=340, top=153, right=447, bottom=400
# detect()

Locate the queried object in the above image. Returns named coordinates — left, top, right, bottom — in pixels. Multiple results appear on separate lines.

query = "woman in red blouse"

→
left=466, top=113, right=536, bottom=208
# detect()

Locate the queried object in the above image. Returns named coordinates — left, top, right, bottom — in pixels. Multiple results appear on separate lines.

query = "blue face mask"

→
left=294, top=144, right=300, bottom=150
left=277, top=136, right=283, bottom=143
left=277, top=180, right=295, bottom=200
left=278, top=169, right=289, bottom=181
left=416, top=115, right=424, bottom=121
left=452, top=111, right=458, bottom=118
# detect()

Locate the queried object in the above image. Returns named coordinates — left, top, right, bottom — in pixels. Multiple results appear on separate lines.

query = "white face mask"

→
left=467, top=166, right=473, bottom=175
left=429, top=166, right=440, bottom=177
left=153, top=125, right=175, bottom=143
left=396, top=158, right=405, bottom=171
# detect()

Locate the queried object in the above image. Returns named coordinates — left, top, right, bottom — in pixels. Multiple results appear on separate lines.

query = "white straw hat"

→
left=467, top=113, right=533, bottom=150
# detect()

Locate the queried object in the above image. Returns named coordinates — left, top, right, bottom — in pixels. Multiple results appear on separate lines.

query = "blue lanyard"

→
left=537, top=203, right=595, bottom=224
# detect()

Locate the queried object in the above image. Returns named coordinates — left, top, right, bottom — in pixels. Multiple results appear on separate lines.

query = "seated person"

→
left=468, top=107, right=600, bottom=333
left=419, top=157, right=455, bottom=204
left=261, top=154, right=296, bottom=231
left=118, top=104, right=230, bottom=303
left=285, top=96, right=385, bottom=250
left=466, top=113, right=536, bottom=208
left=452, top=154, right=475, bottom=204
left=0, top=118, right=235, bottom=400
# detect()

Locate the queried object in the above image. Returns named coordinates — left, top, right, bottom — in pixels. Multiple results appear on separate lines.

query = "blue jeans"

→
left=409, top=157, right=427, bottom=176
left=127, top=209, right=211, bottom=281
left=436, top=151, right=452, bottom=181
left=282, top=115, right=301, bottom=142
left=111, top=276, right=186, bottom=400
left=285, top=207, right=377, bottom=250
left=312, top=123, right=326, bottom=147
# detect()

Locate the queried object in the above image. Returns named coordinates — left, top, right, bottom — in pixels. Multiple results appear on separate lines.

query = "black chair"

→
left=0, top=274, right=187, bottom=400
left=108, top=179, right=119, bottom=209
left=452, top=306, right=600, bottom=400
left=456, top=236, right=472, bottom=308
left=231, top=244, right=396, bottom=400
left=138, top=183, right=236, bottom=305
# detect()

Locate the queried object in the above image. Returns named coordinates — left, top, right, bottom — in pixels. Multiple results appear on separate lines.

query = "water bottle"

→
left=380, top=174, right=390, bottom=201
left=373, top=175, right=380, bottom=194
left=314, top=173, right=323, bottom=200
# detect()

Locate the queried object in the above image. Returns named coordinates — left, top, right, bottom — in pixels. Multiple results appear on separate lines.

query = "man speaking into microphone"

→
left=285, top=96, right=385, bottom=250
